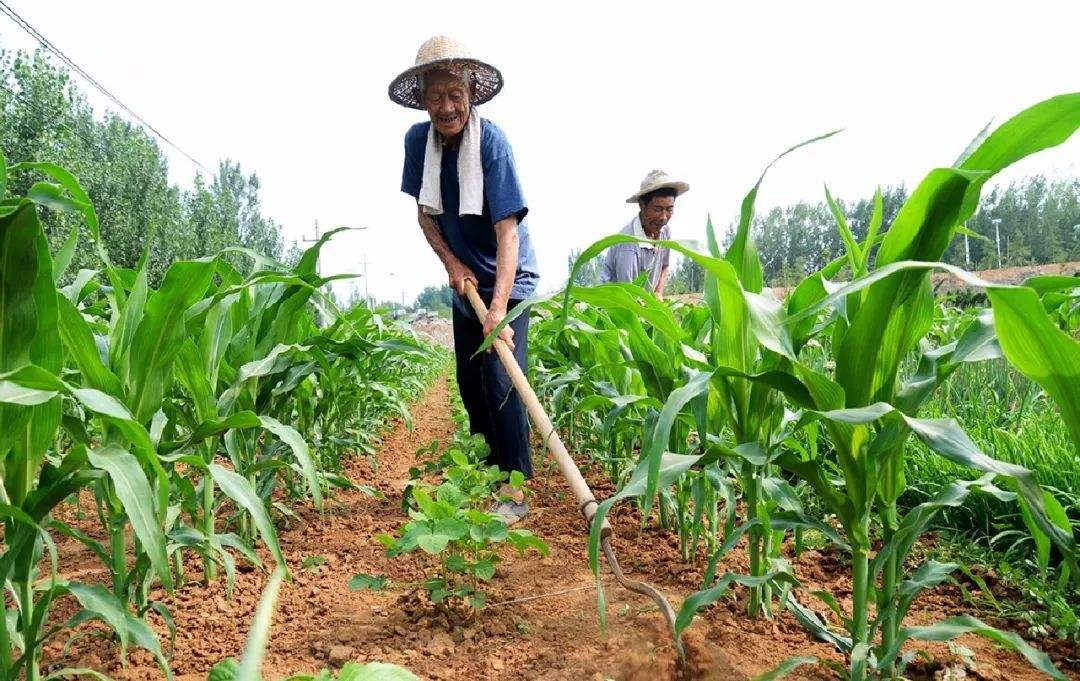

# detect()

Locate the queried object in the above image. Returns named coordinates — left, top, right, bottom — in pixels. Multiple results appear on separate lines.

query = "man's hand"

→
left=483, top=305, right=515, bottom=352
left=447, top=260, right=478, bottom=296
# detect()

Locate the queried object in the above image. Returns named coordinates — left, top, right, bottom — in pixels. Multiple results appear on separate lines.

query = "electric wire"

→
left=0, top=0, right=212, bottom=173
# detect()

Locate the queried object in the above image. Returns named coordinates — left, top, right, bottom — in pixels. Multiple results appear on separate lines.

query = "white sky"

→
left=3, top=1, right=1079, bottom=304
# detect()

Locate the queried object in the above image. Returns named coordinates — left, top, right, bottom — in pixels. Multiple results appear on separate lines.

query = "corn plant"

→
left=558, top=133, right=851, bottom=620
left=530, top=94, right=1080, bottom=678
left=1, top=151, right=449, bottom=677
left=0, top=154, right=170, bottom=680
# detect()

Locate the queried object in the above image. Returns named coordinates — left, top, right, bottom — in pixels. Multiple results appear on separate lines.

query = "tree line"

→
left=661, top=175, right=1080, bottom=293
left=1, top=46, right=289, bottom=286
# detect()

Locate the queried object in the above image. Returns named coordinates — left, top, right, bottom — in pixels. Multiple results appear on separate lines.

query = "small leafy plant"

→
left=377, top=434, right=547, bottom=612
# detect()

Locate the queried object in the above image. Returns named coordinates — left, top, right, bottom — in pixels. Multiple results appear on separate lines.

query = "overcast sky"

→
left=3, top=1, right=1079, bottom=303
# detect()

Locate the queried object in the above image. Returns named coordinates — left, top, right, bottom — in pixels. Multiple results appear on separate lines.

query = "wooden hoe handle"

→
left=462, top=281, right=612, bottom=538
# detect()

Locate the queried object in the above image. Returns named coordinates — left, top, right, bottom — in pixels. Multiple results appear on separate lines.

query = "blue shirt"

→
left=401, top=119, right=540, bottom=305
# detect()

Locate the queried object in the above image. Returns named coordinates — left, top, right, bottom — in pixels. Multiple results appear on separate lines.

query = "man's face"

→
left=423, top=70, right=471, bottom=139
left=640, top=195, right=676, bottom=234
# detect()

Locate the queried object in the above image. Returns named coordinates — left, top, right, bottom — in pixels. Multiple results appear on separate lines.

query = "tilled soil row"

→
left=44, top=374, right=1078, bottom=680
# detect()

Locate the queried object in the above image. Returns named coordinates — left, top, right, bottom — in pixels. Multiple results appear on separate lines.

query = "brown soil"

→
left=42, top=375, right=1079, bottom=680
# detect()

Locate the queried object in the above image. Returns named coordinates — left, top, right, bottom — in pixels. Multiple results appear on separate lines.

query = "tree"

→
left=667, top=255, right=705, bottom=294
left=0, top=45, right=285, bottom=286
left=414, top=284, right=453, bottom=317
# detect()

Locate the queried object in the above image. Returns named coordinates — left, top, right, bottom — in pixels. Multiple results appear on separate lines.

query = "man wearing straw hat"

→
left=600, top=170, right=689, bottom=299
left=391, top=36, right=538, bottom=525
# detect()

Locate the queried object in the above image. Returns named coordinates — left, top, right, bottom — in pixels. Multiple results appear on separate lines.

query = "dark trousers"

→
left=452, top=298, right=532, bottom=479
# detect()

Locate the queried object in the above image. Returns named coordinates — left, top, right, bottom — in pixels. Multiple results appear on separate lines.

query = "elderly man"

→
left=601, top=170, right=689, bottom=299
left=391, top=36, right=538, bottom=525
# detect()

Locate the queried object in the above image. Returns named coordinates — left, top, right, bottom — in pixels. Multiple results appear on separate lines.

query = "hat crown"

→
left=415, top=35, right=472, bottom=66
left=640, top=169, right=670, bottom=189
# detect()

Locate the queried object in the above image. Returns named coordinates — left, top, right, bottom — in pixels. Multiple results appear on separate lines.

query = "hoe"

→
left=463, top=282, right=684, bottom=661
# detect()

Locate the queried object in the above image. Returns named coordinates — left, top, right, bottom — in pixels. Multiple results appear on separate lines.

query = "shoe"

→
left=489, top=500, right=529, bottom=527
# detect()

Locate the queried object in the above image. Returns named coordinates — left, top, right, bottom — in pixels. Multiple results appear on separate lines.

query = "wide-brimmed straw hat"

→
left=388, top=36, right=503, bottom=110
left=626, top=169, right=690, bottom=203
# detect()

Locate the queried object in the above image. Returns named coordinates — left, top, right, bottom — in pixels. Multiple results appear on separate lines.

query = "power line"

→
left=0, top=0, right=213, bottom=174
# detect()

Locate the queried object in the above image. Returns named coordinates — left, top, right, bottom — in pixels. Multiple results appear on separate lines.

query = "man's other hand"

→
left=482, top=306, right=515, bottom=352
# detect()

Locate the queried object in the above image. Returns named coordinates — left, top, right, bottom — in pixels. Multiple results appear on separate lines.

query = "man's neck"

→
left=441, top=131, right=463, bottom=149
left=638, top=215, right=661, bottom=239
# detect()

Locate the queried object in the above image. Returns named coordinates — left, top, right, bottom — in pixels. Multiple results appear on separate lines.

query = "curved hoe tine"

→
left=602, top=536, right=684, bottom=662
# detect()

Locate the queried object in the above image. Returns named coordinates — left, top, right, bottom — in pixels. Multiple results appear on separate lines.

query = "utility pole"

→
left=300, top=219, right=321, bottom=277
left=963, top=225, right=971, bottom=266
left=991, top=218, right=1003, bottom=268
left=356, top=254, right=371, bottom=307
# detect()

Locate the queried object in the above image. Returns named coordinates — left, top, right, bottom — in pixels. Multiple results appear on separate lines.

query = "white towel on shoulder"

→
left=418, top=112, right=484, bottom=217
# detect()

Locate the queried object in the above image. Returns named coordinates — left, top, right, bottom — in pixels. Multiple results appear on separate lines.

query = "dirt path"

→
left=46, top=374, right=1078, bottom=680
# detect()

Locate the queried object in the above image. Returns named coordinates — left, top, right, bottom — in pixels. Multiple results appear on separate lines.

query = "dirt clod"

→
left=328, top=645, right=355, bottom=667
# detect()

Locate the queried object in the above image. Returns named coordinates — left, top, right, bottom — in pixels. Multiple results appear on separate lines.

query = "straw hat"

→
left=388, top=36, right=503, bottom=110
left=626, top=169, right=690, bottom=203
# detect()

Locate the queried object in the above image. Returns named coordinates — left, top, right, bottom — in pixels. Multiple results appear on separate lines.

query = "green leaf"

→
left=472, top=558, right=496, bottom=581
left=207, top=658, right=239, bottom=681
left=987, top=284, right=1080, bottom=450
left=751, top=656, right=818, bottom=681
left=209, top=464, right=286, bottom=571
left=235, top=568, right=286, bottom=681
left=446, top=553, right=469, bottom=572
left=302, top=555, right=326, bottom=570
left=727, top=130, right=843, bottom=293
left=416, top=531, right=450, bottom=555
left=66, top=582, right=168, bottom=673
left=349, top=574, right=388, bottom=592
left=125, top=259, right=217, bottom=423
left=26, top=181, right=90, bottom=213
left=508, top=529, right=549, bottom=557
left=589, top=451, right=702, bottom=578
left=56, top=294, right=124, bottom=396
left=641, top=370, right=713, bottom=522
left=87, top=446, right=172, bottom=589
left=260, top=415, right=322, bottom=510
left=337, top=662, right=420, bottom=681
left=52, top=222, right=80, bottom=284
left=903, top=615, right=1065, bottom=680
left=675, top=571, right=798, bottom=637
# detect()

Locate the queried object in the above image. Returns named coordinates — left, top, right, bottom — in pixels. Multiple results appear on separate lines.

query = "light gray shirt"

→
left=600, top=217, right=671, bottom=290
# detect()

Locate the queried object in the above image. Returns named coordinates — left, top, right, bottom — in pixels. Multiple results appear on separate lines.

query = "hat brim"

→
left=626, top=181, right=690, bottom=203
left=388, top=58, right=503, bottom=110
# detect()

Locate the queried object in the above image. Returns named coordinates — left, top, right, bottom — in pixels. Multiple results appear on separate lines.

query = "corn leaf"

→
left=235, top=568, right=285, bottom=681
left=260, top=415, right=322, bottom=510
left=900, top=615, right=1065, bottom=680
left=87, top=446, right=172, bottom=589
left=209, top=463, right=286, bottom=571
left=986, top=285, right=1080, bottom=451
